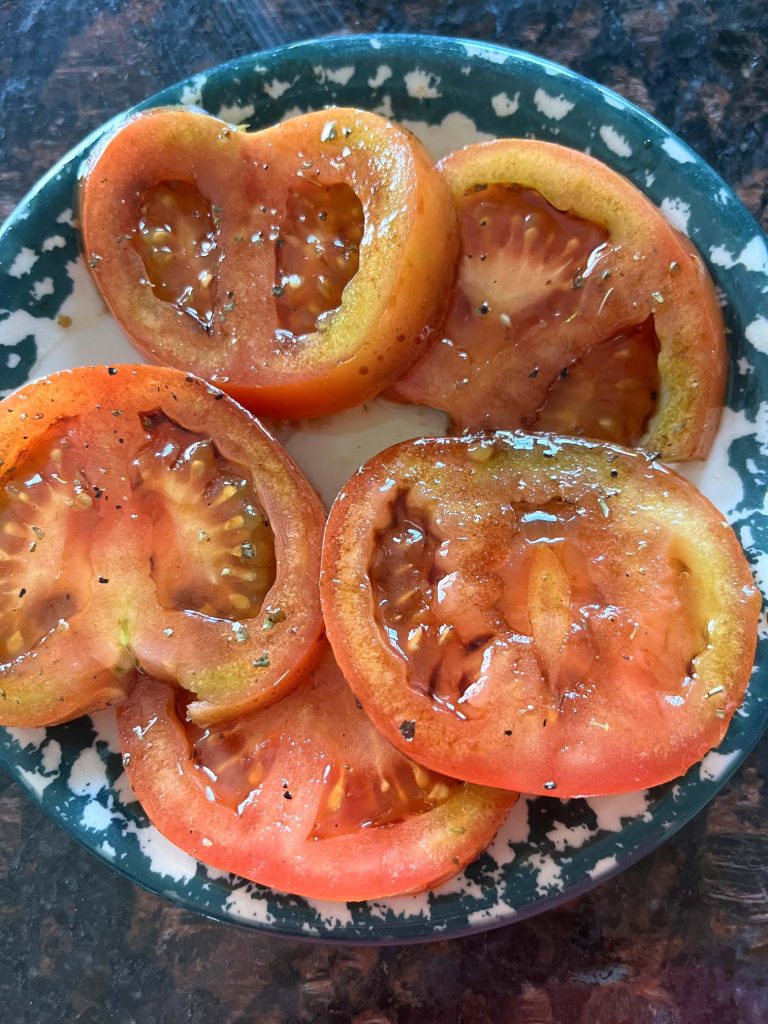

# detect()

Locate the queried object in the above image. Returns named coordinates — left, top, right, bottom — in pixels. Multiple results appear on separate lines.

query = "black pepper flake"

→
left=476, top=302, right=490, bottom=316
left=559, top=367, right=569, bottom=379
left=650, top=390, right=658, bottom=401
left=18, top=588, right=26, bottom=598
left=272, top=284, right=284, bottom=297
left=107, top=367, right=118, bottom=376
left=543, top=781, right=557, bottom=791
left=504, top=729, right=512, bottom=736
left=318, top=210, right=327, bottom=221
left=283, top=791, right=293, bottom=800
left=610, top=468, right=619, bottom=478
left=93, top=486, right=104, bottom=499
left=98, top=577, right=109, bottom=584
left=528, top=367, right=539, bottom=379
left=354, top=697, right=363, bottom=710
left=252, top=652, right=271, bottom=668
left=473, top=183, right=488, bottom=192
left=399, top=720, right=416, bottom=742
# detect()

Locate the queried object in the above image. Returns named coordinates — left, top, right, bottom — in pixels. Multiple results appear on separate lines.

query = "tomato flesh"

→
left=391, top=140, right=726, bottom=460
left=0, top=367, right=325, bottom=727
left=82, top=107, right=458, bottom=418
left=119, top=648, right=514, bottom=901
left=322, top=434, right=760, bottom=797
left=135, top=180, right=219, bottom=330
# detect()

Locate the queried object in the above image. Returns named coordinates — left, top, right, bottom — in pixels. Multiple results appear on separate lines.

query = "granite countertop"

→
left=1, top=1, right=767, bottom=1021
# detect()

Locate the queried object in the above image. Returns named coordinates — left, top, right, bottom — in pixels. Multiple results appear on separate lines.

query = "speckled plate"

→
left=1, top=33, right=767, bottom=944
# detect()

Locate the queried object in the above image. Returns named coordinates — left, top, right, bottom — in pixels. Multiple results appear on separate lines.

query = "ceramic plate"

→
left=1, top=34, right=767, bottom=943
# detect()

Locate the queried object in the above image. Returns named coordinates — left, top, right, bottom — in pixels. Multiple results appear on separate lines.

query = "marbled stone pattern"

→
left=0, top=1, right=767, bottom=1021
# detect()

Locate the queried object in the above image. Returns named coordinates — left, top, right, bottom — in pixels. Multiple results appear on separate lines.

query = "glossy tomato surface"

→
left=392, top=141, right=726, bottom=461
left=322, top=432, right=760, bottom=798
left=0, top=365, right=325, bottom=727
left=118, top=646, right=515, bottom=902
left=80, top=106, right=458, bottom=419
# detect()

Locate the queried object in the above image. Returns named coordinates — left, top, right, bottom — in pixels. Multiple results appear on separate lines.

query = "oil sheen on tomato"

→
left=369, top=484, right=705, bottom=724
left=133, top=176, right=363, bottom=342
left=410, top=183, right=661, bottom=443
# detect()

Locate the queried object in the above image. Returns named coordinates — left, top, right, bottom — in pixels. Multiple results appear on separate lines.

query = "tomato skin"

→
left=117, top=648, right=515, bottom=901
left=391, top=141, right=726, bottom=461
left=0, top=366, right=325, bottom=727
left=80, top=107, right=458, bottom=419
left=321, top=433, right=760, bottom=798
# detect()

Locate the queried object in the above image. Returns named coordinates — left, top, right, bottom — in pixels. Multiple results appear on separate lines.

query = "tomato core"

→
left=274, top=181, right=364, bottom=339
left=132, top=413, right=276, bottom=620
left=530, top=317, right=661, bottom=445
left=134, top=180, right=219, bottom=330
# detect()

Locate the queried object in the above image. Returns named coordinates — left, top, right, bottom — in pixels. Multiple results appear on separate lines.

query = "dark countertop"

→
left=1, top=2, right=767, bottom=1021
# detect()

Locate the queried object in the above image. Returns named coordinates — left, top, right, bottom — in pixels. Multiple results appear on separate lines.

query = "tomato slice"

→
left=392, top=142, right=727, bottom=461
left=321, top=433, right=760, bottom=797
left=117, top=646, right=514, bottom=901
left=80, top=107, right=458, bottom=419
left=0, top=366, right=325, bottom=727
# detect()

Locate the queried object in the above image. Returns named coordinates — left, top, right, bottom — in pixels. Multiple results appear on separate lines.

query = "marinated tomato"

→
left=80, top=107, right=458, bottom=418
left=0, top=366, right=325, bottom=727
left=321, top=433, right=759, bottom=797
left=392, top=141, right=726, bottom=461
left=118, top=646, right=515, bottom=901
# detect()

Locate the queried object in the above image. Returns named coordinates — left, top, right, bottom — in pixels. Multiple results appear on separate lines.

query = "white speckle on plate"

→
left=533, top=88, right=575, bottom=121
left=659, top=196, right=691, bottom=235
left=179, top=73, right=207, bottom=107
left=603, top=92, right=624, bottom=110
left=700, top=748, right=742, bottom=782
left=304, top=899, right=354, bottom=928
left=81, top=800, right=114, bottom=831
left=373, top=95, right=394, bottom=119
left=710, top=244, right=735, bottom=269
left=41, top=234, right=67, bottom=252
left=644, top=171, right=656, bottom=187
left=738, top=356, right=755, bottom=376
left=746, top=316, right=768, bottom=356
left=30, top=277, right=54, bottom=301
left=55, top=207, right=74, bottom=226
left=402, top=112, right=495, bottom=160
left=263, top=77, right=296, bottom=100
left=587, top=855, right=618, bottom=880
left=491, top=91, right=520, bottom=117
left=462, top=41, right=508, bottom=64
left=313, top=65, right=355, bottom=87
left=68, top=746, right=109, bottom=798
left=711, top=236, right=768, bottom=275
left=546, top=820, right=597, bottom=852
left=369, top=38, right=382, bottom=49
left=16, top=739, right=62, bottom=798
left=124, top=819, right=199, bottom=883
left=527, top=852, right=564, bottom=894
left=599, top=124, right=633, bottom=158
left=217, top=102, right=255, bottom=123
left=367, top=64, right=392, bottom=89
left=6, top=352, right=20, bottom=369
left=100, top=841, right=116, bottom=860
left=675, top=403, right=768, bottom=517
left=8, top=247, right=38, bottom=278
left=661, top=137, right=695, bottom=164
left=587, top=790, right=651, bottom=832
left=404, top=68, right=442, bottom=100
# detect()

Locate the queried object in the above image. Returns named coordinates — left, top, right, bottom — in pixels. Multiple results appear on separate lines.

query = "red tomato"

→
left=80, top=107, right=458, bottom=419
left=392, top=141, right=726, bottom=461
left=0, top=366, right=325, bottom=727
left=117, top=646, right=515, bottom=901
left=321, top=433, right=759, bottom=797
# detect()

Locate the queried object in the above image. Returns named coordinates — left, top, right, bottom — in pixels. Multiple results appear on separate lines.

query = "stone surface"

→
left=1, top=1, right=767, bottom=1021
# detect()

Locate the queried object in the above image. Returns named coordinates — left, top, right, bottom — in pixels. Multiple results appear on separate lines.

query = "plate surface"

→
left=0, top=33, right=767, bottom=943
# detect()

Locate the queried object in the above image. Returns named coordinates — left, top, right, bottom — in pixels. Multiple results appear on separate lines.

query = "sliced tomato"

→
left=117, top=646, right=514, bottom=901
left=392, top=142, right=727, bottom=461
left=80, top=107, right=458, bottom=419
left=0, top=366, right=325, bottom=727
left=321, top=433, right=759, bottom=797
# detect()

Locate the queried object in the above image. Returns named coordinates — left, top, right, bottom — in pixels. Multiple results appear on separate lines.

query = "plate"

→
left=1, top=33, right=767, bottom=944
